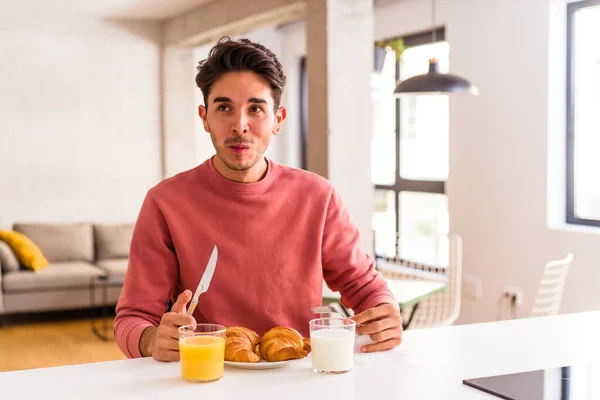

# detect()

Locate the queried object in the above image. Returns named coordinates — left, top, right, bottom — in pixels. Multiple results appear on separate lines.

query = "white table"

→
left=322, top=279, right=446, bottom=308
left=2, top=311, right=599, bottom=399
left=322, top=277, right=446, bottom=329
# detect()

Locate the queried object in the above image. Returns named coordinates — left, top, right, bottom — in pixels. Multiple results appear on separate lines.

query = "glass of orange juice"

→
left=178, top=324, right=226, bottom=383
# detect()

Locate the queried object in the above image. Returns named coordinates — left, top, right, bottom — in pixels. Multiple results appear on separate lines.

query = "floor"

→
left=0, top=311, right=126, bottom=372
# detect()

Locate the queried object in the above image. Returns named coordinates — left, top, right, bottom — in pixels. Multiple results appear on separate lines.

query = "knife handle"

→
left=187, top=301, right=198, bottom=316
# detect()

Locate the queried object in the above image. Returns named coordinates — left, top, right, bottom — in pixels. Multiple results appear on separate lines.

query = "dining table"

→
left=2, top=311, right=598, bottom=399
left=321, top=270, right=447, bottom=329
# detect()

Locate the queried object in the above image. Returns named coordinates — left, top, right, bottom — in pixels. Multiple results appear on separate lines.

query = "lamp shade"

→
left=393, top=59, right=479, bottom=96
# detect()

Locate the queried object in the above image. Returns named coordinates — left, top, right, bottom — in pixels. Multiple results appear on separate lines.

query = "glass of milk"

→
left=309, top=317, right=356, bottom=374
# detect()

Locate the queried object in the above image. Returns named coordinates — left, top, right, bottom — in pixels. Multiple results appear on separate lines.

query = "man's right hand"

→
left=140, top=289, right=197, bottom=361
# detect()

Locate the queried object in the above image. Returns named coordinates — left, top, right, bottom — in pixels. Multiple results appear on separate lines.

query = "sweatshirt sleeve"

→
left=114, top=191, right=179, bottom=358
left=321, top=189, right=399, bottom=314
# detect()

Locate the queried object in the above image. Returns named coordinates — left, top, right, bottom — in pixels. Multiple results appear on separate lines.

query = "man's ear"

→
left=198, top=105, right=210, bottom=132
left=273, top=106, right=287, bottom=135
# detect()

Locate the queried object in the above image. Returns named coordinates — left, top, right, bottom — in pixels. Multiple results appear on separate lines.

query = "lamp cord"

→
left=431, top=0, right=437, bottom=43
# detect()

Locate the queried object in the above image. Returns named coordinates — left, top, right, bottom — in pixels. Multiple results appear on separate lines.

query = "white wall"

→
left=192, top=26, right=289, bottom=166
left=193, top=42, right=218, bottom=165
left=0, top=17, right=163, bottom=228
left=277, top=0, right=600, bottom=324
left=163, top=45, right=198, bottom=178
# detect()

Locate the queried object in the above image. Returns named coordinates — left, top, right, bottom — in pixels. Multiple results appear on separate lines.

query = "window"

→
left=372, top=29, right=450, bottom=263
left=567, top=0, right=600, bottom=227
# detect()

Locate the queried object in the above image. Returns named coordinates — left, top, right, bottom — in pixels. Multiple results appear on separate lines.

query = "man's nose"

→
left=231, top=111, right=249, bottom=134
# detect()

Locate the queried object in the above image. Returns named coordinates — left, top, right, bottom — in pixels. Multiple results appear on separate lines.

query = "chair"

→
left=530, top=253, right=573, bottom=318
left=376, top=234, right=463, bottom=329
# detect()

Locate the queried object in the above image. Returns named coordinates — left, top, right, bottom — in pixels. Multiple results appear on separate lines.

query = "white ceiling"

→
left=1, top=0, right=411, bottom=21
left=0, top=0, right=216, bottom=20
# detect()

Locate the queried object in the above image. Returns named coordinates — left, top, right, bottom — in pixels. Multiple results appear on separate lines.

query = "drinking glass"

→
left=178, top=324, right=226, bottom=382
left=309, top=318, right=356, bottom=374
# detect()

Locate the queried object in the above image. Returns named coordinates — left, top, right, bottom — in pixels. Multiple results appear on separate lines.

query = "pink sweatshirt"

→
left=114, top=158, right=397, bottom=358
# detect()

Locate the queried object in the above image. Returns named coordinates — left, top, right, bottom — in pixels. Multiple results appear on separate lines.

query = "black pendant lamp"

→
left=393, top=0, right=478, bottom=96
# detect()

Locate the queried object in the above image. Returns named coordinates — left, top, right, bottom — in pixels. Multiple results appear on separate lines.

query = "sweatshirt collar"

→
left=204, top=156, right=277, bottom=195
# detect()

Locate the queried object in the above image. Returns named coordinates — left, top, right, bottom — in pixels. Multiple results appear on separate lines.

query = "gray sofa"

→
left=0, top=222, right=133, bottom=320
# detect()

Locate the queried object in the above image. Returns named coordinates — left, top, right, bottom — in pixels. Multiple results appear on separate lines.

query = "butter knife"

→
left=187, top=245, right=218, bottom=316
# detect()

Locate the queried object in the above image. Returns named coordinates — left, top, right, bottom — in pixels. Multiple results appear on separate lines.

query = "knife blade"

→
left=187, top=245, right=218, bottom=316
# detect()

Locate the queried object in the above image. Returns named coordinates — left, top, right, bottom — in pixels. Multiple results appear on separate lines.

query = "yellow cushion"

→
left=0, top=230, right=49, bottom=272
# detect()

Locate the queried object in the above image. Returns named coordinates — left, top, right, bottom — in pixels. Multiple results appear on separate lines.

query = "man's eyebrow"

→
left=212, top=97, right=268, bottom=104
left=248, top=98, right=268, bottom=104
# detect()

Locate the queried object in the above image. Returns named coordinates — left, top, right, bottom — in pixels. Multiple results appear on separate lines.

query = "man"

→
left=114, top=37, right=402, bottom=362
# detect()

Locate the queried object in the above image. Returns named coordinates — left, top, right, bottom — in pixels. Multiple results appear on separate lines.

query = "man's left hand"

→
left=351, top=303, right=403, bottom=353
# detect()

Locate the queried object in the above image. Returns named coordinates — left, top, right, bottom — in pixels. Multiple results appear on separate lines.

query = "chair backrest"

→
left=376, top=234, right=463, bottom=329
left=531, top=253, right=573, bottom=318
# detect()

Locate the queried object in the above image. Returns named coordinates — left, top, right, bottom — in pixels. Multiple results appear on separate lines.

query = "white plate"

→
left=225, top=355, right=309, bottom=370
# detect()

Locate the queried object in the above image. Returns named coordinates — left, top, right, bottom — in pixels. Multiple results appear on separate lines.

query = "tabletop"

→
left=322, top=278, right=446, bottom=308
left=2, top=311, right=599, bottom=399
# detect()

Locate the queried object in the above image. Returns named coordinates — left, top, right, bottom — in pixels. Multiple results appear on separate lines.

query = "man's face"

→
left=198, top=71, right=286, bottom=173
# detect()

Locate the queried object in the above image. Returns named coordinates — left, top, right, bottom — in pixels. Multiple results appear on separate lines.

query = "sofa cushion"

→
left=0, top=240, right=21, bottom=273
left=14, top=223, right=94, bottom=263
left=2, top=261, right=105, bottom=292
left=95, top=259, right=128, bottom=279
left=94, top=223, right=134, bottom=260
left=0, top=230, right=49, bottom=272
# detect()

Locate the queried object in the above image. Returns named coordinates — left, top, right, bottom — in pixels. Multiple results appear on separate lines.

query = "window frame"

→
left=566, top=0, right=600, bottom=227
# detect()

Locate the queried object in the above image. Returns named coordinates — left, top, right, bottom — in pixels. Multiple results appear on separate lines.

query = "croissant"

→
left=260, top=326, right=309, bottom=362
left=225, top=326, right=261, bottom=363
left=302, top=337, right=311, bottom=353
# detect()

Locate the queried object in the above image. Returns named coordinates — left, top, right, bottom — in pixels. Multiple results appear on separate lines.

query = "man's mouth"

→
left=229, top=145, right=249, bottom=155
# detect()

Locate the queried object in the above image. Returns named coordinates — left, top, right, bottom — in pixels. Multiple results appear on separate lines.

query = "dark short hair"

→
left=195, top=36, right=287, bottom=111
